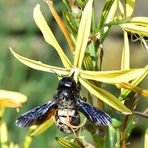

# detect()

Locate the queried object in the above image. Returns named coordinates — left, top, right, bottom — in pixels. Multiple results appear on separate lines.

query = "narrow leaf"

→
left=144, top=129, right=148, bottom=148
left=125, top=116, right=139, bottom=140
left=128, top=17, right=148, bottom=27
left=30, top=118, right=54, bottom=136
left=56, top=137, right=81, bottom=148
left=99, top=0, right=118, bottom=43
left=80, top=68, right=145, bottom=84
left=118, top=1, right=124, bottom=17
left=10, top=48, right=70, bottom=75
left=120, top=24, right=148, bottom=36
left=0, top=120, right=8, bottom=144
left=119, top=65, right=148, bottom=100
left=121, top=31, right=130, bottom=70
left=125, top=0, right=135, bottom=17
left=79, top=78, right=131, bottom=114
left=46, top=0, right=75, bottom=53
left=74, top=0, right=93, bottom=68
left=0, top=90, right=27, bottom=108
left=117, top=82, right=148, bottom=96
left=33, top=4, right=72, bottom=69
left=108, top=126, right=116, bottom=148
left=97, top=0, right=114, bottom=30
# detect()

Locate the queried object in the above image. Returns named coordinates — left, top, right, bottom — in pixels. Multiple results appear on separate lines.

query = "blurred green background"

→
left=0, top=0, right=147, bottom=147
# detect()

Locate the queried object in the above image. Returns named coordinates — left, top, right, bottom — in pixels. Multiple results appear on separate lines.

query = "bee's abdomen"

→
left=55, top=108, right=80, bottom=134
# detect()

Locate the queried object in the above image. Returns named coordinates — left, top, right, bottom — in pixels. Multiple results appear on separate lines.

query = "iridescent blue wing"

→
left=16, top=100, right=57, bottom=127
left=76, top=99, right=111, bottom=126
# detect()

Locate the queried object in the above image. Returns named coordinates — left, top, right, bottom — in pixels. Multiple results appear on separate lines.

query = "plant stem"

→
left=115, top=128, right=121, bottom=148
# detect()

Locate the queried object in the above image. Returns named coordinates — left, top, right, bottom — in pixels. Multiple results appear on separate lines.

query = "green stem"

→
left=23, top=135, right=33, bottom=148
left=115, top=128, right=121, bottom=148
left=108, top=126, right=115, bottom=148
left=92, top=133, right=102, bottom=148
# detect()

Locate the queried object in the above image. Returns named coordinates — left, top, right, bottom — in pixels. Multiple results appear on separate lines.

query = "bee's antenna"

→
left=70, top=71, right=75, bottom=78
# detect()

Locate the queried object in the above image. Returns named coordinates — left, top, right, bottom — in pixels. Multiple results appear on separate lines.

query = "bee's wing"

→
left=16, top=100, right=57, bottom=127
left=76, top=99, right=111, bottom=126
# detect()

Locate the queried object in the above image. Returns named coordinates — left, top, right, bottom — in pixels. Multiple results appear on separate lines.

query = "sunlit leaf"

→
left=56, top=137, right=81, bottom=148
left=128, top=17, right=148, bottom=27
left=30, top=117, right=54, bottom=136
left=117, top=82, right=148, bottom=97
left=144, top=129, right=148, bottom=148
left=121, top=31, right=130, bottom=70
left=0, top=120, right=8, bottom=144
left=119, top=65, right=148, bottom=100
left=0, top=90, right=27, bottom=108
left=80, top=68, right=145, bottom=83
left=118, top=1, right=124, bottom=17
left=79, top=78, right=131, bottom=114
left=10, top=48, right=70, bottom=75
left=125, top=0, right=135, bottom=17
left=33, top=4, right=72, bottom=69
left=9, top=142, right=19, bottom=148
left=23, top=134, right=33, bottom=148
left=120, top=24, right=148, bottom=36
left=74, top=0, right=93, bottom=68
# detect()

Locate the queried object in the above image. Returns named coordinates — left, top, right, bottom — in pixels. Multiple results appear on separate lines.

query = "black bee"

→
left=16, top=77, right=111, bottom=133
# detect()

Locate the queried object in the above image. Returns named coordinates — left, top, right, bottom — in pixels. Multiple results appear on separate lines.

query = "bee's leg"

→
left=66, top=112, right=86, bottom=129
left=82, top=97, right=87, bottom=102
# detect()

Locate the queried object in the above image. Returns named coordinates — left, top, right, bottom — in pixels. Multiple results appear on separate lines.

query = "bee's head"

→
left=58, top=77, right=78, bottom=89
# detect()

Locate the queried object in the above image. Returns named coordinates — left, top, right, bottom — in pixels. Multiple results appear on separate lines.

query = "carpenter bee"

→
left=16, top=77, right=111, bottom=133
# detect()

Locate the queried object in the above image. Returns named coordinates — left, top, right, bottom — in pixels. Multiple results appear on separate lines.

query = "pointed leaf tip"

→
left=33, top=4, right=72, bottom=69
left=9, top=47, right=69, bottom=75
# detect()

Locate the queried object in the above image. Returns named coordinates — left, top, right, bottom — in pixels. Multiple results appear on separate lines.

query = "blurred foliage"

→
left=0, top=0, right=148, bottom=148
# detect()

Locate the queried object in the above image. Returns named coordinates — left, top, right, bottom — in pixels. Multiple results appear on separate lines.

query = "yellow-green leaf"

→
left=80, top=68, right=145, bottom=83
left=128, top=17, right=148, bottom=27
left=118, top=1, right=124, bottom=17
left=0, top=90, right=27, bottom=108
left=79, top=78, right=131, bottom=114
left=103, top=0, right=118, bottom=33
left=119, top=65, right=148, bottom=100
left=97, top=0, right=114, bottom=30
left=0, top=120, right=8, bottom=144
left=33, top=4, right=72, bottom=69
left=74, top=0, right=93, bottom=68
left=30, top=117, right=54, bottom=136
left=10, top=48, right=70, bottom=75
left=144, top=129, right=148, bottom=148
left=116, top=82, right=148, bottom=96
left=120, top=24, right=148, bottom=36
left=125, top=0, right=135, bottom=17
left=121, top=31, right=130, bottom=70
left=56, top=137, right=81, bottom=148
